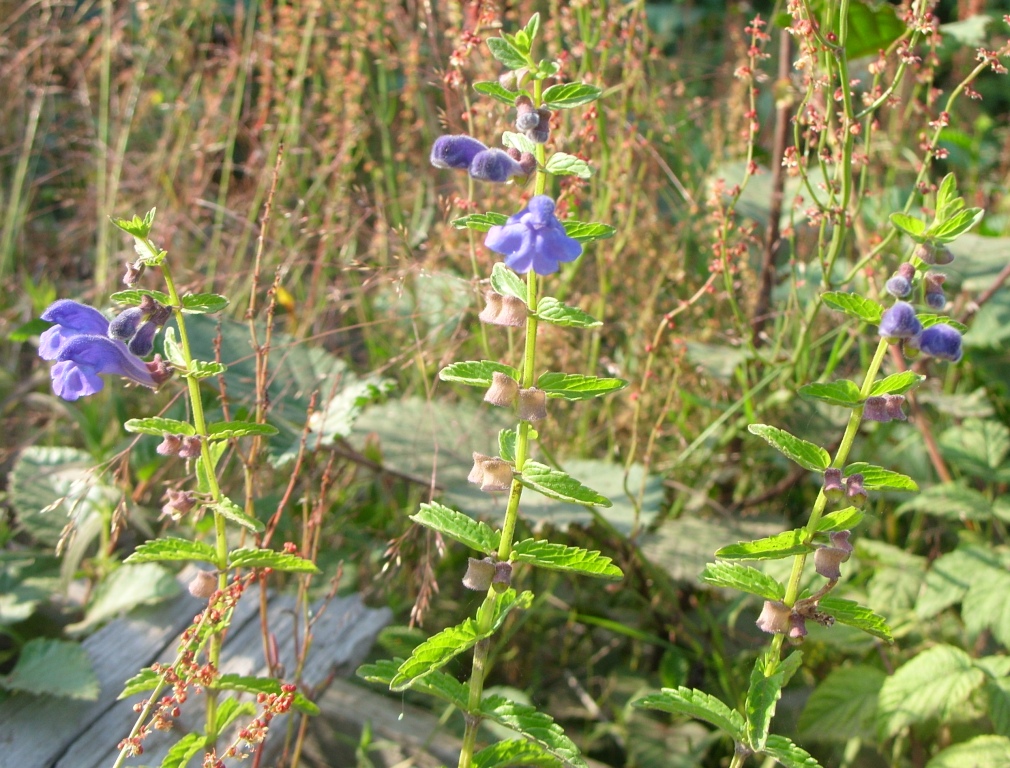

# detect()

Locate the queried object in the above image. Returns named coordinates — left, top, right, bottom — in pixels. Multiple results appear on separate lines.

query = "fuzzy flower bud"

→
left=469, top=148, right=526, bottom=183
left=924, top=272, right=947, bottom=310
left=484, top=371, right=519, bottom=408
left=156, top=433, right=184, bottom=456
left=814, top=531, right=853, bottom=581
left=178, top=435, right=203, bottom=460
left=463, top=557, right=495, bottom=591
left=789, top=614, right=808, bottom=640
left=863, top=394, right=906, bottom=423
left=885, top=262, right=915, bottom=298
left=515, top=95, right=540, bottom=132
left=492, top=560, right=513, bottom=592
left=756, top=600, right=791, bottom=635
left=914, top=242, right=954, bottom=266
left=906, top=323, right=963, bottom=363
left=822, top=467, right=844, bottom=502
left=123, top=261, right=144, bottom=286
left=525, top=107, right=552, bottom=143
left=845, top=473, right=867, bottom=508
left=517, top=152, right=537, bottom=176
left=478, top=291, right=526, bottom=327
left=188, top=570, right=218, bottom=599
left=517, top=387, right=548, bottom=422
left=878, top=301, right=922, bottom=342
left=430, top=134, right=488, bottom=169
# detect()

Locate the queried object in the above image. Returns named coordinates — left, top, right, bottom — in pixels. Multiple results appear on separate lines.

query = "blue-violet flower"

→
left=484, top=195, right=582, bottom=275
left=430, top=134, right=488, bottom=170
left=878, top=301, right=922, bottom=341
left=468, top=148, right=526, bottom=183
left=908, top=323, right=963, bottom=363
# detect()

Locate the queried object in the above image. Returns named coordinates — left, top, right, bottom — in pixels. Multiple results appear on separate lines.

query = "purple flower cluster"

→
left=878, top=301, right=962, bottom=363
left=430, top=135, right=531, bottom=183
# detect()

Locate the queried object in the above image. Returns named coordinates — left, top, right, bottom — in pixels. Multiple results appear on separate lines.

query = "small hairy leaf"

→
left=523, top=13, right=540, bottom=45
left=889, top=212, right=928, bottom=240
left=216, top=674, right=318, bottom=715
left=162, top=326, right=186, bottom=368
left=746, top=651, right=803, bottom=751
left=822, top=291, right=884, bottom=324
left=798, top=380, right=862, bottom=407
left=118, top=668, right=160, bottom=698
left=870, top=371, right=926, bottom=396
left=817, top=507, right=864, bottom=532
left=480, top=695, right=588, bottom=768
left=490, top=262, right=527, bottom=302
left=206, top=420, right=279, bottom=440
left=410, top=502, right=500, bottom=555
left=357, top=659, right=470, bottom=711
left=439, top=360, right=520, bottom=388
left=110, top=209, right=156, bottom=238
left=188, top=360, right=227, bottom=379
left=474, top=739, right=563, bottom=768
left=213, top=497, right=265, bottom=533
left=716, top=529, right=810, bottom=561
left=511, top=538, right=623, bottom=580
left=818, top=597, right=893, bottom=643
left=545, top=152, right=591, bottom=179
left=499, top=429, right=517, bottom=462
left=762, top=734, right=823, bottom=768
left=110, top=288, right=171, bottom=306
left=748, top=424, right=830, bottom=471
left=518, top=461, right=612, bottom=507
left=634, top=686, right=745, bottom=739
left=124, top=417, right=195, bottom=437
left=700, top=562, right=784, bottom=601
left=918, top=313, right=968, bottom=333
left=228, top=548, right=319, bottom=573
left=536, top=372, right=626, bottom=400
left=562, top=220, right=616, bottom=243
left=125, top=537, right=218, bottom=565
left=928, top=207, right=984, bottom=243
left=451, top=211, right=509, bottom=232
left=535, top=297, right=601, bottom=328
left=181, top=293, right=229, bottom=314
left=542, top=82, right=603, bottom=109
left=473, top=81, right=518, bottom=105
left=485, top=36, right=528, bottom=69
left=502, top=131, right=538, bottom=155
left=844, top=463, right=918, bottom=492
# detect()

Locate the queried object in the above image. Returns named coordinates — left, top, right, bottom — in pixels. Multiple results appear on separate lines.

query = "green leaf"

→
left=798, top=665, right=886, bottom=742
left=110, top=288, right=172, bottom=306
left=70, top=563, right=180, bottom=634
left=962, top=563, right=1010, bottom=647
left=762, top=734, right=823, bottom=768
left=843, top=463, right=918, bottom=492
left=822, top=291, right=884, bottom=324
left=110, top=208, right=156, bottom=238
left=896, top=482, right=991, bottom=520
left=798, top=380, right=861, bottom=407
left=518, top=461, right=612, bottom=507
left=207, top=421, right=279, bottom=440
left=889, top=212, right=928, bottom=241
left=1, top=638, right=98, bottom=700
left=215, top=674, right=319, bottom=715
left=473, top=81, right=519, bottom=105
left=160, top=733, right=206, bottom=768
left=747, top=424, right=830, bottom=471
left=926, top=736, right=1010, bottom=768
left=390, top=590, right=532, bottom=690
left=439, top=360, right=519, bottom=388
left=474, top=740, right=562, bottom=768
left=817, top=507, right=865, bottom=532
left=118, top=667, right=160, bottom=698
left=746, top=651, right=803, bottom=751
left=485, top=36, right=528, bottom=70
left=716, top=528, right=811, bottom=561
left=181, top=293, right=229, bottom=314
left=162, top=326, right=186, bottom=368
left=410, top=501, right=500, bottom=555
left=479, top=695, right=587, bottom=768
left=195, top=440, right=228, bottom=494
left=915, top=546, right=984, bottom=619
left=125, top=537, right=218, bottom=565
left=357, top=659, right=470, bottom=711
left=878, top=644, right=984, bottom=736
left=10, top=317, right=53, bottom=342
left=562, top=220, right=616, bottom=243
left=542, top=82, right=603, bottom=109
left=523, top=13, right=540, bottom=45
left=499, top=429, right=517, bottom=463
left=986, top=677, right=1010, bottom=738
left=935, top=173, right=962, bottom=222
left=511, top=538, right=623, bottom=580
left=124, top=417, right=194, bottom=437
left=927, top=207, right=984, bottom=243
left=491, top=262, right=527, bottom=302
left=700, top=562, right=784, bottom=601
left=634, top=686, right=745, bottom=740
left=502, top=131, right=538, bottom=155
left=536, top=372, right=626, bottom=401
left=545, top=152, right=591, bottom=179
left=187, top=359, right=227, bottom=379
left=535, top=297, right=601, bottom=328
left=213, top=497, right=265, bottom=533
left=870, top=371, right=926, bottom=396
left=451, top=211, right=509, bottom=232
left=818, top=597, right=893, bottom=643
left=228, top=548, right=319, bottom=573
left=841, top=0, right=905, bottom=58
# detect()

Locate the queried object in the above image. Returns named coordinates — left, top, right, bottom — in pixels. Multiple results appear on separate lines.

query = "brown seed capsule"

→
left=484, top=371, right=519, bottom=407
left=756, top=600, right=791, bottom=635
left=188, top=570, right=218, bottom=599
left=517, top=387, right=548, bottom=422
left=462, top=557, right=495, bottom=591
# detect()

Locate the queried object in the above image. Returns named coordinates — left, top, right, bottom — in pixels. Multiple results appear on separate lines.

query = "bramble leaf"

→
left=1, top=638, right=98, bottom=700
left=511, top=538, right=623, bottom=580
left=542, top=82, right=603, bottom=109
left=439, top=360, right=520, bottom=388
left=798, top=380, right=862, bottom=407
left=748, top=424, right=830, bottom=471
left=124, top=417, right=195, bottom=437
left=518, top=461, right=612, bottom=507
left=228, top=548, right=319, bottom=573
left=125, top=537, right=217, bottom=565
left=535, top=297, right=601, bottom=328
left=536, top=372, right=626, bottom=400
left=822, top=291, right=884, bottom=324
left=798, top=664, right=886, bottom=743
left=634, top=686, right=745, bottom=740
left=410, top=501, right=500, bottom=555
left=700, top=562, right=784, bottom=601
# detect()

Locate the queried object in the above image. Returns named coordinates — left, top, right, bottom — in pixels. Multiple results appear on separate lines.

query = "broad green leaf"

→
left=938, top=418, right=1010, bottom=481
left=160, top=733, right=206, bottom=768
left=207, top=421, right=279, bottom=440
left=987, top=677, right=1010, bottom=738
left=821, top=291, right=884, bottom=324
left=798, top=665, right=886, bottom=742
left=181, top=293, right=229, bottom=314
left=542, top=82, right=603, bottom=109
left=716, top=529, right=810, bottom=561
left=762, top=734, right=823, bottom=768
left=125, top=537, right=218, bottom=565
left=485, top=36, right=528, bottom=69
left=502, top=131, right=537, bottom=155
left=535, top=297, right=601, bottom=328
left=748, top=424, right=830, bottom=471
left=634, top=686, right=745, bottom=740
left=69, top=563, right=180, bottom=634
left=889, top=212, right=928, bottom=240
left=216, top=674, right=318, bottom=715
left=9, top=317, right=52, bottom=342
left=195, top=440, right=228, bottom=495
left=410, top=501, right=501, bottom=555
left=843, top=463, right=918, bottom=492
left=188, top=359, right=227, bottom=379
left=915, top=546, right=986, bottom=619
left=545, top=152, right=591, bottom=179
left=118, top=668, right=160, bottom=698
left=124, top=417, right=194, bottom=437
left=926, top=736, right=1010, bottom=768
left=870, top=371, right=926, bottom=396
left=798, top=380, right=861, bottom=407
left=357, top=659, right=470, bottom=711
left=491, top=262, right=527, bottom=302
left=819, top=597, right=893, bottom=643
left=518, top=461, right=612, bottom=507
left=536, top=372, right=626, bottom=401
left=228, top=548, right=320, bottom=573
left=841, top=0, right=905, bottom=58
left=1, top=638, right=98, bottom=700
left=480, top=695, right=587, bottom=768
left=896, top=482, right=991, bottom=520
left=878, top=645, right=983, bottom=737
left=110, top=288, right=171, bottom=306
left=499, top=429, right=517, bottom=462
left=213, top=497, right=265, bottom=533
left=818, top=507, right=864, bottom=531
left=473, top=81, right=518, bottom=105
left=928, top=207, right=984, bottom=243
left=962, top=563, right=1010, bottom=647
left=451, top=212, right=508, bottom=232
left=216, top=697, right=259, bottom=731
left=700, top=562, right=784, bottom=601
left=474, top=739, right=562, bottom=768
left=439, top=360, right=519, bottom=388
left=746, top=651, right=803, bottom=751
left=510, top=538, right=623, bottom=580
left=562, top=220, right=616, bottom=243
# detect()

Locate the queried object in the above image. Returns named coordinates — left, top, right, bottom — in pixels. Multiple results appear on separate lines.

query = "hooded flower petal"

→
left=430, top=134, right=487, bottom=169
left=909, top=323, right=963, bottom=362
left=39, top=300, right=111, bottom=360
left=50, top=334, right=158, bottom=401
left=468, top=149, right=526, bottom=183
left=485, top=195, right=583, bottom=276
left=878, top=301, right=922, bottom=341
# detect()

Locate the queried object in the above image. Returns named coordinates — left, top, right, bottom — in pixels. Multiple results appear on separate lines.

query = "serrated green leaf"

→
left=844, top=462, right=918, bottom=492
left=535, top=297, right=601, bottom=328
left=451, top=212, right=508, bottom=232
left=562, top=220, right=616, bottom=243
left=817, top=507, right=864, bottom=532
left=111, top=209, right=156, bottom=238
left=746, top=651, right=803, bottom=751
left=439, top=360, right=519, bottom=388
left=502, top=131, right=538, bottom=155
left=870, top=371, right=926, bottom=396
left=918, top=313, right=968, bottom=333
left=798, top=380, right=861, bottom=407
left=511, top=538, right=622, bottom=580
left=798, top=665, right=886, bottom=743
left=181, top=293, right=229, bottom=314
left=124, top=417, right=194, bottom=437
left=986, top=678, right=1010, bottom=738
left=716, top=529, right=810, bottom=561
left=475, top=739, right=562, bottom=768
left=410, top=501, right=500, bottom=555
left=890, top=212, right=928, bottom=240
left=188, top=359, right=227, bottom=379
left=480, top=695, right=587, bottom=768
left=518, top=461, right=612, bottom=507
left=195, top=440, right=228, bottom=494
left=915, top=546, right=983, bottom=619
left=228, top=548, right=319, bottom=573
left=542, top=82, right=603, bottom=109
left=213, top=497, right=265, bottom=533
left=162, top=326, right=186, bottom=368
left=762, top=734, right=823, bottom=768
left=536, top=372, right=626, bottom=401
left=1, top=638, right=98, bottom=700
left=927, top=207, right=984, bottom=243
left=926, top=735, right=1010, bottom=768
left=473, top=81, right=519, bottom=105
left=962, top=563, right=1010, bottom=647
left=748, top=424, right=830, bottom=471
left=160, top=732, right=206, bottom=768
left=486, top=36, right=528, bottom=69
left=490, top=262, right=527, bottom=302
left=821, top=291, right=884, bottom=324
left=357, top=658, right=470, bottom=710
left=818, top=597, right=893, bottom=643
left=125, top=537, right=218, bottom=565
left=545, top=152, right=591, bottom=179
left=895, top=482, right=990, bottom=520
left=499, top=429, right=517, bottom=463
left=633, top=686, right=745, bottom=740
left=110, top=288, right=171, bottom=306
left=118, top=667, right=161, bottom=698
left=216, top=674, right=319, bottom=715
left=878, top=644, right=983, bottom=736
left=700, top=562, right=784, bottom=601
left=207, top=421, right=279, bottom=440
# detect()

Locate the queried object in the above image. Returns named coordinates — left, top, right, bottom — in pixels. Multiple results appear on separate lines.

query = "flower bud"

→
left=109, top=307, right=144, bottom=342
left=845, top=473, right=867, bottom=508
left=492, top=560, right=513, bottom=592
left=188, top=570, right=218, bottom=599
left=484, top=371, right=519, bottom=407
left=518, top=152, right=537, bottom=176
left=467, top=452, right=492, bottom=485
left=884, top=394, right=906, bottom=421
left=885, top=262, right=915, bottom=298
left=499, top=70, right=518, bottom=90
left=469, top=149, right=526, bottom=183
left=517, top=387, right=548, bottom=422
left=756, top=600, right=791, bottom=635
left=878, top=301, right=921, bottom=342
left=924, top=272, right=947, bottom=310
left=128, top=321, right=158, bottom=357
left=515, top=95, right=540, bottom=132
left=462, top=557, right=495, bottom=591
left=178, top=435, right=203, bottom=460
left=525, top=107, right=551, bottom=143
left=906, top=323, right=963, bottom=363
left=814, top=529, right=852, bottom=580
left=914, top=242, right=954, bottom=266
left=430, top=134, right=488, bottom=169
left=124, top=261, right=144, bottom=286
left=146, top=355, right=173, bottom=386
left=156, top=433, right=184, bottom=456
left=789, top=613, right=808, bottom=640
left=823, top=468, right=844, bottom=502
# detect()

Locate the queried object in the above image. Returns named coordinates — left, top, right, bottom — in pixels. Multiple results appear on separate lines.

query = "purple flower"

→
left=468, top=148, right=526, bottom=183
left=430, top=135, right=488, bottom=170
left=484, top=195, right=583, bottom=275
left=878, top=301, right=922, bottom=341
left=39, top=300, right=111, bottom=360
left=909, top=323, right=963, bottom=363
